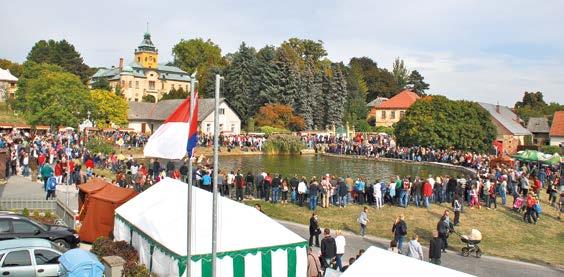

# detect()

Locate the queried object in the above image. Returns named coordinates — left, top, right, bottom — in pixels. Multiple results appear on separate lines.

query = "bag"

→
left=534, top=203, right=542, bottom=214
left=47, top=176, right=57, bottom=191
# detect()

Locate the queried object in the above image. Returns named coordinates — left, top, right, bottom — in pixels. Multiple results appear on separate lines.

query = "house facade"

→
left=478, top=102, right=531, bottom=154
left=369, top=90, right=420, bottom=127
left=0, top=68, right=18, bottom=101
left=128, top=98, right=241, bottom=135
left=549, top=111, right=564, bottom=147
left=526, top=117, right=550, bottom=145
left=90, top=32, right=191, bottom=102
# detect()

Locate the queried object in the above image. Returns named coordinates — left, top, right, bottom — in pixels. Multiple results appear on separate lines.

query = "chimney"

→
left=496, top=102, right=500, bottom=113
left=119, top=58, right=124, bottom=70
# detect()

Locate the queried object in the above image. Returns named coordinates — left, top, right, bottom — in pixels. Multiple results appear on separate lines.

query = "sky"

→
left=1, top=0, right=563, bottom=105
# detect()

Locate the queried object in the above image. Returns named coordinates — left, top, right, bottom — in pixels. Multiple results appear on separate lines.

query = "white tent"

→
left=114, top=178, right=307, bottom=277
left=341, top=246, right=475, bottom=277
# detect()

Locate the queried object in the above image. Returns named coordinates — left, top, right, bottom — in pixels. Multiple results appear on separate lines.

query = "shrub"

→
left=33, top=210, right=40, bottom=218
left=91, top=237, right=149, bottom=277
left=44, top=210, right=53, bottom=219
left=22, top=208, right=30, bottom=217
left=258, top=126, right=291, bottom=136
left=262, top=134, right=304, bottom=154
left=86, top=137, right=114, bottom=155
left=540, top=145, right=562, bottom=155
left=374, top=126, right=394, bottom=135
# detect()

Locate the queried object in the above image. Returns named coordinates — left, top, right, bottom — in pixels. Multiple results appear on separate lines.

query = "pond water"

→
left=217, top=155, right=465, bottom=181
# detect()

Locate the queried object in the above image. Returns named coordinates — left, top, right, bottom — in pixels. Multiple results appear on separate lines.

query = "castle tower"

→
left=134, top=32, right=158, bottom=69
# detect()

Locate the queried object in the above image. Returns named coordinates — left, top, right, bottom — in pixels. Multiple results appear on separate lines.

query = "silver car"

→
left=0, top=238, right=63, bottom=277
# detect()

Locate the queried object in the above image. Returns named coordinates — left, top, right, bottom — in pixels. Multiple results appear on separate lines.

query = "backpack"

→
left=534, top=203, right=542, bottom=214
left=47, top=176, right=57, bottom=191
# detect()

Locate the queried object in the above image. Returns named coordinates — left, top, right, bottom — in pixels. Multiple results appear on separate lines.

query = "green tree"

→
left=254, top=46, right=281, bottom=106
left=16, top=62, right=94, bottom=127
left=513, top=91, right=563, bottom=124
left=0, top=59, right=23, bottom=77
left=142, top=94, right=156, bottom=103
left=26, top=39, right=91, bottom=83
left=407, top=70, right=429, bottom=96
left=223, top=42, right=258, bottom=120
left=161, top=87, right=188, bottom=100
left=349, top=57, right=398, bottom=101
left=172, top=38, right=226, bottom=92
left=392, top=57, right=408, bottom=90
left=91, top=78, right=111, bottom=90
left=90, top=89, right=128, bottom=127
left=343, top=64, right=370, bottom=131
left=394, top=95, right=496, bottom=152
left=515, top=91, right=546, bottom=108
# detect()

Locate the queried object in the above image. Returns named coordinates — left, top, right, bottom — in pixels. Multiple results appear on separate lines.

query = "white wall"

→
left=550, top=136, right=564, bottom=146
left=199, top=101, right=241, bottom=135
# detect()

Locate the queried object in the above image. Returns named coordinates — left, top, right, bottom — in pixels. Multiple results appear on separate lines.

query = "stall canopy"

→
left=79, top=185, right=137, bottom=243
left=544, top=153, right=562, bottom=166
left=341, top=246, right=475, bottom=277
left=114, top=178, right=307, bottom=277
left=78, top=178, right=109, bottom=212
left=513, top=150, right=547, bottom=162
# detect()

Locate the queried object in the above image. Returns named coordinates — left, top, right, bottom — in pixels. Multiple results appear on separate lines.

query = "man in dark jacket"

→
left=271, top=174, right=282, bottom=203
left=337, top=178, right=348, bottom=207
left=320, top=228, right=336, bottom=268
left=179, top=162, right=189, bottom=183
left=429, top=230, right=444, bottom=265
left=166, top=160, right=175, bottom=177
left=309, top=213, right=320, bottom=247
left=290, top=174, right=299, bottom=203
left=446, top=176, right=458, bottom=202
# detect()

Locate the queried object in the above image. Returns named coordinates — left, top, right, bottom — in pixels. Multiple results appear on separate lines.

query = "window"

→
left=128, top=81, right=132, bottom=88
left=400, top=111, right=405, bottom=118
left=135, top=81, right=139, bottom=89
left=219, top=108, right=225, bottom=115
left=381, top=111, right=386, bottom=119
left=149, top=81, right=155, bottom=90
left=206, top=123, right=211, bottom=133
left=34, top=250, right=60, bottom=265
left=231, top=124, right=235, bottom=132
left=2, top=250, right=31, bottom=267
left=121, top=80, right=125, bottom=87
left=137, top=57, right=140, bottom=62
left=171, top=84, right=175, bottom=90
left=12, top=221, right=37, bottom=233
left=0, top=220, right=10, bottom=233
left=390, top=111, right=396, bottom=119
left=219, top=124, right=223, bottom=131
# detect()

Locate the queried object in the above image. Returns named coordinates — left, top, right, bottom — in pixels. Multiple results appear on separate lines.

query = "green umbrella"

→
left=544, top=153, right=562, bottom=165
left=513, top=150, right=547, bottom=162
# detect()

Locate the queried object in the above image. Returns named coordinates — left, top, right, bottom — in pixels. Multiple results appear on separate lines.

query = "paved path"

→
left=279, top=220, right=563, bottom=277
left=0, top=176, right=79, bottom=211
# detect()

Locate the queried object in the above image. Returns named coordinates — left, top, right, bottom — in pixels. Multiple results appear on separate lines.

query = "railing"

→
left=0, top=198, right=76, bottom=229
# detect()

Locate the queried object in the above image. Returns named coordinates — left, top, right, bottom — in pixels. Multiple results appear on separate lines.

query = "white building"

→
left=0, top=68, right=18, bottom=101
left=128, top=98, right=242, bottom=135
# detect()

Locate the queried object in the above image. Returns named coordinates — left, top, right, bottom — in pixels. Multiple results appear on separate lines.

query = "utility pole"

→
left=186, top=72, right=197, bottom=277
left=211, top=74, right=223, bottom=277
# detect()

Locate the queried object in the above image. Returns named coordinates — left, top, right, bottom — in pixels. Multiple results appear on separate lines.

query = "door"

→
left=0, top=220, right=11, bottom=240
left=34, top=249, right=61, bottom=277
left=11, top=220, right=41, bottom=239
left=0, top=250, right=35, bottom=277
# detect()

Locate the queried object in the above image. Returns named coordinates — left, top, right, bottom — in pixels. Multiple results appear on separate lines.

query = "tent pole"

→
left=211, top=74, right=222, bottom=277
left=186, top=75, right=196, bottom=277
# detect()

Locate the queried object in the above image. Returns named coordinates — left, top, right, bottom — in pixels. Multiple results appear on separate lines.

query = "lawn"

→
left=0, top=103, right=26, bottom=124
left=245, top=195, right=564, bottom=267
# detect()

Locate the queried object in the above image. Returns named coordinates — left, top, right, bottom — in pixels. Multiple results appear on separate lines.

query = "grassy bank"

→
left=0, top=103, right=26, bottom=124
left=245, top=196, right=564, bottom=267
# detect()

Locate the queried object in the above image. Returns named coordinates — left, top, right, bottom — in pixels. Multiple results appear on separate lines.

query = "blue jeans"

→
left=399, top=190, right=408, bottom=207
left=339, top=196, right=347, bottom=207
left=424, top=196, right=430, bottom=208
left=336, top=254, right=343, bottom=271
left=291, top=190, right=296, bottom=202
left=23, top=165, right=30, bottom=177
left=396, top=236, right=404, bottom=253
left=271, top=187, right=280, bottom=203
left=309, top=196, right=318, bottom=211
left=500, top=191, right=506, bottom=205
left=414, top=195, right=421, bottom=207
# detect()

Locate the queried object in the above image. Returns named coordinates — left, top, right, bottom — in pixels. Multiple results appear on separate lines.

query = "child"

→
left=452, top=195, right=462, bottom=226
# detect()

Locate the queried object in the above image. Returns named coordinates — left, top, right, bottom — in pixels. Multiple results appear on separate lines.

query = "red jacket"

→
left=85, top=159, right=94, bottom=169
left=423, top=182, right=433, bottom=197
left=54, top=163, right=63, bottom=176
left=38, top=154, right=46, bottom=166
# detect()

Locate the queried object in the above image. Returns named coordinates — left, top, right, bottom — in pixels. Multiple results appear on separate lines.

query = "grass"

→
left=0, top=103, right=26, bottom=124
left=245, top=194, right=564, bottom=267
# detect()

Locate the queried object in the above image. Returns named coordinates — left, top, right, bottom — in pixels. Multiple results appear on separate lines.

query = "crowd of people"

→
left=197, top=133, right=266, bottom=152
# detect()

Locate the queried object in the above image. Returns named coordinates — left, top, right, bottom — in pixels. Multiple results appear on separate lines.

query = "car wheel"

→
left=54, top=239, right=70, bottom=251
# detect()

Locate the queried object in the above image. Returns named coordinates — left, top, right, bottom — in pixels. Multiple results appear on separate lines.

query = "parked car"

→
left=0, top=214, right=79, bottom=250
left=0, top=238, right=63, bottom=277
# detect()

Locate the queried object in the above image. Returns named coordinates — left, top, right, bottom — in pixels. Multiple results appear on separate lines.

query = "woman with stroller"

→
left=437, top=210, right=452, bottom=253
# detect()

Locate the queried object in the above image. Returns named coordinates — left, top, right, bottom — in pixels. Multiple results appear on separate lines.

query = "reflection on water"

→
left=218, top=155, right=464, bottom=181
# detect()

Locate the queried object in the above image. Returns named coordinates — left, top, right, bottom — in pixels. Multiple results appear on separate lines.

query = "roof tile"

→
left=376, top=90, right=420, bottom=109
left=550, top=111, right=564, bottom=137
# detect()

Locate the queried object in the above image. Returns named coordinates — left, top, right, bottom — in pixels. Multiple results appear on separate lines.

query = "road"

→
left=0, top=175, right=79, bottom=211
left=279, top=220, right=563, bottom=277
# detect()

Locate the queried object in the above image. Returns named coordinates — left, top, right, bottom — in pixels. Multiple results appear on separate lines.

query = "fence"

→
left=0, top=198, right=76, bottom=229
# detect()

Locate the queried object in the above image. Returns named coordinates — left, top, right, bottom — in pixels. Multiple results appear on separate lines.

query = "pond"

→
left=217, top=155, right=466, bottom=181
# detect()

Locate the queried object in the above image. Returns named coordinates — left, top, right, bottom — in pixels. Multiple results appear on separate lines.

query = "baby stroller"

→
left=456, top=229, right=482, bottom=258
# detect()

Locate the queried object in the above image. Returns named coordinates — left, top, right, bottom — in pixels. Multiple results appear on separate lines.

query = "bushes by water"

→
left=262, top=134, right=304, bottom=154
left=86, top=137, right=114, bottom=155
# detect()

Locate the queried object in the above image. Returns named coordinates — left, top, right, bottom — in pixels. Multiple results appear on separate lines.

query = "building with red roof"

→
left=369, top=90, right=420, bottom=127
left=549, top=111, right=564, bottom=146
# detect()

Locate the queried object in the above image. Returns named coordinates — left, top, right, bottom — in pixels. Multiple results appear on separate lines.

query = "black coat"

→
left=392, top=220, right=407, bottom=239
left=320, top=236, right=337, bottom=259
left=309, top=217, right=319, bottom=235
left=429, top=237, right=444, bottom=259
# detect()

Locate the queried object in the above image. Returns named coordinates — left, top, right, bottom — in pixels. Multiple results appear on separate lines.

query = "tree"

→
left=254, top=103, right=305, bottom=131
left=514, top=91, right=546, bottom=108
left=142, top=94, right=156, bottom=103
left=161, top=87, right=188, bottom=100
left=15, top=62, right=94, bottom=127
left=343, top=64, right=370, bottom=131
left=349, top=57, right=399, bottom=101
left=254, top=46, right=281, bottom=106
left=406, top=70, right=429, bottom=96
left=394, top=95, right=496, bottom=152
left=90, top=89, right=128, bottom=127
left=91, top=78, right=111, bottom=90
left=172, top=38, right=226, bottom=91
left=26, top=39, right=91, bottom=83
left=223, top=42, right=258, bottom=120
left=322, top=63, right=347, bottom=128
left=513, top=91, right=563, bottom=124
left=392, top=57, right=408, bottom=90
left=0, top=59, right=23, bottom=77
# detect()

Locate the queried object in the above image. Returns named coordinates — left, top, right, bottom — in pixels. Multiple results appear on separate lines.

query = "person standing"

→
left=407, top=234, right=424, bottom=261
left=437, top=210, right=451, bottom=253
left=422, top=180, right=433, bottom=208
left=235, top=170, right=245, bottom=202
left=227, top=171, right=236, bottom=199
left=298, top=177, right=307, bottom=207
left=309, top=177, right=320, bottom=211
left=307, top=247, right=322, bottom=277
left=290, top=174, right=299, bottom=203
left=358, top=206, right=369, bottom=237
left=179, top=162, right=189, bottom=183
left=338, top=177, right=348, bottom=207
left=320, top=228, right=337, bottom=269
left=271, top=174, right=281, bottom=204
left=429, top=230, right=444, bottom=265
left=374, top=180, right=383, bottom=209
left=392, top=214, right=407, bottom=254
left=452, top=195, right=462, bottom=226
left=309, top=213, right=320, bottom=247
left=40, top=161, right=54, bottom=191
left=334, top=230, right=346, bottom=272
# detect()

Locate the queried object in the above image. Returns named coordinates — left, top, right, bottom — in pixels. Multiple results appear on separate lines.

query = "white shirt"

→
left=298, top=181, right=307, bottom=193
left=227, top=173, right=235, bottom=184
left=335, top=235, right=346, bottom=255
left=374, top=183, right=382, bottom=197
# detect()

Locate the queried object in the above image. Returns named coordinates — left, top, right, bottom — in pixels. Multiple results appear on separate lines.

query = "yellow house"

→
left=369, top=90, right=420, bottom=127
left=90, top=32, right=190, bottom=102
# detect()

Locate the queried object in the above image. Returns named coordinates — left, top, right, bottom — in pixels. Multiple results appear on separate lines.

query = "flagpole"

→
left=211, top=74, right=222, bottom=277
left=186, top=72, right=197, bottom=277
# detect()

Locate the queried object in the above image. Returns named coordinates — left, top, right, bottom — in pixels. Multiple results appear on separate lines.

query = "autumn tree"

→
left=90, top=89, right=128, bottom=127
left=254, top=103, right=305, bottom=131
